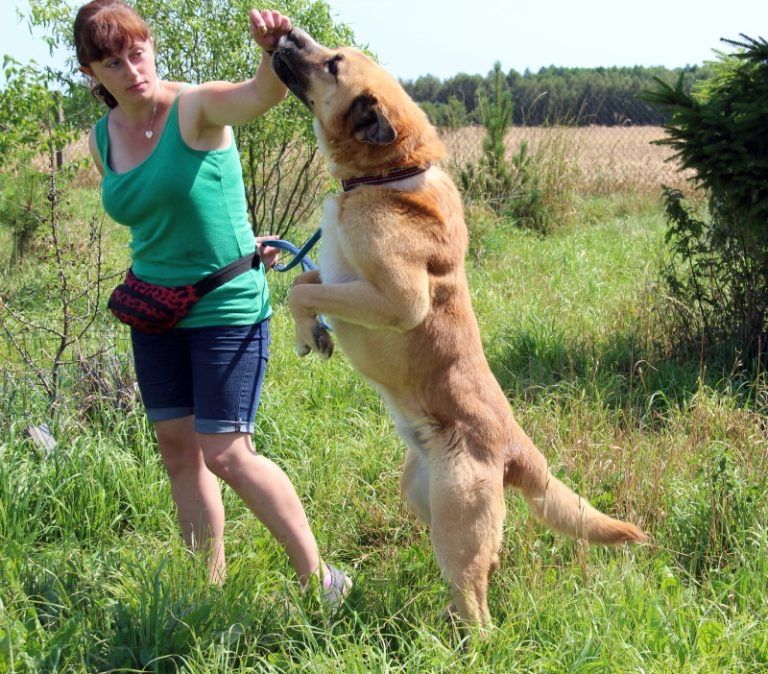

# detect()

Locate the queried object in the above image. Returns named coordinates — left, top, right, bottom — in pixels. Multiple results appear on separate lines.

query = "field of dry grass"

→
left=440, top=125, right=691, bottom=194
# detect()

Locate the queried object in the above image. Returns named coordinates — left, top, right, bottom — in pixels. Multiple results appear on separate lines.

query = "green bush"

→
left=458, top=63, right=514, bottom=213
left=0, top=170, right=48, bottom=263
left=0, top=58, right=80, bottom=261
left=644, top=35, right=768, bottom=361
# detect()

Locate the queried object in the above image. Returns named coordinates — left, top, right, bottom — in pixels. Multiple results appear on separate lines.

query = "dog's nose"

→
left=285, top=28, right=308, bottom=49
left=283, top=27, right=323, bottom=53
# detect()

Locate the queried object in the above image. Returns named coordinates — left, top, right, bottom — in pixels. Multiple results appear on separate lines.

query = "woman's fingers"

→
left=250, top=9, right=291, bottom=41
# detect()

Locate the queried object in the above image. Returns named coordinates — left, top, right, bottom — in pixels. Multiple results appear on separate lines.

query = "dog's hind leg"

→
left=401, top=447, right=431, bottom=524
left=428, top=449, right=505, bottom=626
left=385, top=397, right=433, bottom=525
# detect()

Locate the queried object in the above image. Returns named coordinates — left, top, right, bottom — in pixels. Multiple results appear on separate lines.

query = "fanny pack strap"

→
left=193, top=251, right=261, bottom=297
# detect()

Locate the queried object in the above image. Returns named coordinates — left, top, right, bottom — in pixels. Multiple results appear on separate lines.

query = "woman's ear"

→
left=79, top=65, right=94, bottom=78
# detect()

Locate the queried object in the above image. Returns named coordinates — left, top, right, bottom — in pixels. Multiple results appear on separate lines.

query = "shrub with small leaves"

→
left=644, top=35, right=768, bottom=360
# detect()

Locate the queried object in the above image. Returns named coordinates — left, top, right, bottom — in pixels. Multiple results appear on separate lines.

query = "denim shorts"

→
left=131, top=319, right=270, bottom=433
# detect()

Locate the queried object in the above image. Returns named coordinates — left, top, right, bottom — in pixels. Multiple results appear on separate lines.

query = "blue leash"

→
left=261, top=228, right=330, bottom=331
left=266, top=228, right=322, bottom=273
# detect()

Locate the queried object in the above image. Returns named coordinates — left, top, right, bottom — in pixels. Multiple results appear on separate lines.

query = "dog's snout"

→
left=271, top=28, right=319, bottom=109
left=286, top=28, right=307, bottom=49
left=277, top=27, right=310, bottom=52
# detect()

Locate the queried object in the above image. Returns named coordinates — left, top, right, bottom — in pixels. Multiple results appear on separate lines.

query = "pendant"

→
left=145, top=130, right=153, bottom=139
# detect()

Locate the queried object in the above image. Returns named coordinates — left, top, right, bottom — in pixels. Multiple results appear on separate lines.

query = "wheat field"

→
left=440, top=125, right=691, bottom=194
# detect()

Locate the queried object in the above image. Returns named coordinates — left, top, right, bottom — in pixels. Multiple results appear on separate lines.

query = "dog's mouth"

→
left=271, top=32, right=311, bottom=108
left=271, top=52, right=302, bottom=97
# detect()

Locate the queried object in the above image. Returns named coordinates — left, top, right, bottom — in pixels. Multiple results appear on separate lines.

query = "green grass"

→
left=1, top=192, right=767, bottom=672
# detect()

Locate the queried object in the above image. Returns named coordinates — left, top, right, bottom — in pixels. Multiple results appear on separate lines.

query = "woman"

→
left=74, top=0, right=349, bottom=599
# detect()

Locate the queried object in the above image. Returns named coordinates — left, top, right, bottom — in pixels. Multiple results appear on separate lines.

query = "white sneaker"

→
left=322, top=563, right=352, bottom=608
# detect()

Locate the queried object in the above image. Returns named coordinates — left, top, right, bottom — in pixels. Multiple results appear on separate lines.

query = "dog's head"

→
left=271, top=28, right=445, bottom=178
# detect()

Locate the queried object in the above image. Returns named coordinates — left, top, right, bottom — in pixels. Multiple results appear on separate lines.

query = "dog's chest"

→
left=318, top=195, right=358, bottom=284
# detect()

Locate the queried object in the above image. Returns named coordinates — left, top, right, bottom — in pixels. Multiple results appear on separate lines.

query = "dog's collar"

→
left=341, top=163, right=431, bottom=192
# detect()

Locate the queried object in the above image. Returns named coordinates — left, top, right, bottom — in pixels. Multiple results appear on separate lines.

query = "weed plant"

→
left=1, top=191, right=767, bottom=671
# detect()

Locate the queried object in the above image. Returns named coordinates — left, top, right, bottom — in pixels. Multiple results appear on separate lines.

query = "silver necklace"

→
left=144, top=102, right=158, bottom=139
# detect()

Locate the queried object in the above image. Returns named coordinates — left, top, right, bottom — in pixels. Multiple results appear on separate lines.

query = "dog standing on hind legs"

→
left=270, top=28, right=646, bottom=626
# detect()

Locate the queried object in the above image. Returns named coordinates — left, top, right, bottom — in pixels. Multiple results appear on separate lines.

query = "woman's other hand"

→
left=256, top=234, right=281, bottom=270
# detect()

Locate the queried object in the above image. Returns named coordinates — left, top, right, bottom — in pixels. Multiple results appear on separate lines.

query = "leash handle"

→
left=259, top=229, right=331, bottom=332
left=266, top=229, right=322, bottom=273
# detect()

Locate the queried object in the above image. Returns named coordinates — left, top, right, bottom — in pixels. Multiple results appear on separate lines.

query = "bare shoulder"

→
left=175, top=81, right=233, bottom=148
left=175, top=81, right=215, bottom=127
left=177, top=79, right=239, bottom=116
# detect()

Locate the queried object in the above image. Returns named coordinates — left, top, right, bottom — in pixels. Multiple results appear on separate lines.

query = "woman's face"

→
left=82, top=39, right=157, bottom=103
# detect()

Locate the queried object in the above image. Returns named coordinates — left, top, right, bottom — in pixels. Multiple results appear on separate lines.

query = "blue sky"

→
left=1, top=0, right=765, bottom=83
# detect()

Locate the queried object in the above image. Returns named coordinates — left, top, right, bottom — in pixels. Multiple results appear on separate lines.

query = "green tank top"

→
left=95, top=92, right=271, bottom=328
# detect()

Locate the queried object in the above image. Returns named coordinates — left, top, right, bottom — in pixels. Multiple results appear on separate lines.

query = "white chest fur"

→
left=318, top=195, right=358, bottom=285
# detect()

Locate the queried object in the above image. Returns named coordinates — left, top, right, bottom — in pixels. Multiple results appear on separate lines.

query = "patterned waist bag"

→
left=107, top=252, right=261, bottom=334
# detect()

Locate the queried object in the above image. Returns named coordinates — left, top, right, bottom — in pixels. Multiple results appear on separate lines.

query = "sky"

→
left=1, top=0, right=765, bottom=83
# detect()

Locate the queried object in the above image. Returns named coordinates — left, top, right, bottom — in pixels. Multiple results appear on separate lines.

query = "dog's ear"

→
left=347, top=94, right=397, bottom=145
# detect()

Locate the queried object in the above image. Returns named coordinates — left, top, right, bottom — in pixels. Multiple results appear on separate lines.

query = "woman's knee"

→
left=199, top=434, right=252, bottom=484
left=201, top=447, right=234, bottom=481
left=155, top=417, right=201, bottom=476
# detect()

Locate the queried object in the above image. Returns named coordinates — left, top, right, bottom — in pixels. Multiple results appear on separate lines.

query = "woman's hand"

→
left=250, top=9, right=292, bottom=53
left=185, top=9, right=292, bottom=131
left=256, top=235, right=281, bottom=271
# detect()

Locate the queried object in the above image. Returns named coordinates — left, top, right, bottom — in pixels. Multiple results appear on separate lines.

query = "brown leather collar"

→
left=341, top=163, right=431, bottom=192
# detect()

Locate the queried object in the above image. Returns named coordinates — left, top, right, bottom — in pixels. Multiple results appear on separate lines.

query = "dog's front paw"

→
left=312, top=322, right=334, bottom=359
left=295, top=318, right=334, bottom=359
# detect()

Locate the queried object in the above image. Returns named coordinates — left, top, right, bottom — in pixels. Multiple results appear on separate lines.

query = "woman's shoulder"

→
left=152, top=80, right=194, bottom=109
left=168, top=80, right=200, bottom=100
left=166, top=81, right=189, bottom=95
left=171, top=80, right=206, bottom=116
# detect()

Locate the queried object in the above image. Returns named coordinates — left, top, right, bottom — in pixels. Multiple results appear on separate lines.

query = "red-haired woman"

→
left=74, top=0, right=350, bottom=601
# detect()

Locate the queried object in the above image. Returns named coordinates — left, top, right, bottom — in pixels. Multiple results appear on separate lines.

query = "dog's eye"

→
left=326, top=55, right=343, bottom=77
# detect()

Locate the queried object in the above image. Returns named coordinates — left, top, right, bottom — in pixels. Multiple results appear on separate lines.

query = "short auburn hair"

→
left=73, top=0, right=152, bottom=108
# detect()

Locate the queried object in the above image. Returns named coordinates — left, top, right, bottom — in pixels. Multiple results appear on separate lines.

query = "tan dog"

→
left=272, top=29, right=645, bottom=625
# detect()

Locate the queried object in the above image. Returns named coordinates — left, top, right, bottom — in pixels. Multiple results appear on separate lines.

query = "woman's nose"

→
left=124, top=59, right=140, bottom=78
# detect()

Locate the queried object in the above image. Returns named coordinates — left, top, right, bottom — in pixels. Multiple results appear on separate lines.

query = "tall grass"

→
left=1, top=192, right=767, bottom=671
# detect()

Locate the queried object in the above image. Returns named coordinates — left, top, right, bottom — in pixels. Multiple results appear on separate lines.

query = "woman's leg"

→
left=198, top=431, right=323, bottom=585
left=155, top=416, right=227, bottom=584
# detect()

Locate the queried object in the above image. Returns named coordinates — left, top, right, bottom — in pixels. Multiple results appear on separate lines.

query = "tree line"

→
left=401, top=64, right=713, bottom=127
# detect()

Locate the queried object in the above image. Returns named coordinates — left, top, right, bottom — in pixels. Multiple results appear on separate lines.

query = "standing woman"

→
left=74, top=0, right=350, bottom=599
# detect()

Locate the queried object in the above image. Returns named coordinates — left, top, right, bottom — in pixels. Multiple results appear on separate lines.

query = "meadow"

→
left=1, top=162, right=767, bottom=670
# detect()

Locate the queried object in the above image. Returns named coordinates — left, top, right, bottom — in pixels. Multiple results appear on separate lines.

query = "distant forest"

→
left=400, top=64, right=713, bottom=127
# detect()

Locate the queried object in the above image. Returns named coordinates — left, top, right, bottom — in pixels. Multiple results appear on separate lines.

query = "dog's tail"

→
left=507, top=436, right=646, bottom=545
